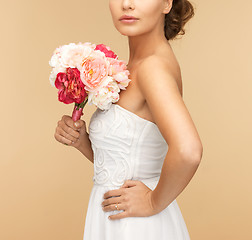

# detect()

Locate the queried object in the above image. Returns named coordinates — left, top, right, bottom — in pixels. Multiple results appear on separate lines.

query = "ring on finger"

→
left=115, top=203, right=119, bottom=210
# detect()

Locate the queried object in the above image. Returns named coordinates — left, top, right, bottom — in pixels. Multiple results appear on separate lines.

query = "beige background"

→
left=0, top=0, right=251, bottom=239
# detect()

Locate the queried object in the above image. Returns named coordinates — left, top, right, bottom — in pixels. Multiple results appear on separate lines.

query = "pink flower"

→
left=80, top=57, right=109, bottom=91
left=95, top=44, right=118, bottom=59
left=107, top=58, right=127, bottom=76
left=55, top=68, right=87, bottom=104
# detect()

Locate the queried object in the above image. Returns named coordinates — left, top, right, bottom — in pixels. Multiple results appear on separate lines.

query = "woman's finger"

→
left=54, top=132, right=73, bottom=145
left=102, top=195, right=124, bottom=207
left=63, top=115, right=79, bottom=131
left=58, top=121, right=80, bottom=139
left=103, top=202, right=126, bottom=212
left=108, top=210, right=128, bottom=220
left=57, top=126, right=79, bottom=143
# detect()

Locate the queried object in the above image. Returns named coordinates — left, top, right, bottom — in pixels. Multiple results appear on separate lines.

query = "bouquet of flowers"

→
left=49, top=42, right=131, bottom=121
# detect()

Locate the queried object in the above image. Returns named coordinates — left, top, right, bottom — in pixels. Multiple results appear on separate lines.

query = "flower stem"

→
left=72, top=97, right=89, bottom=122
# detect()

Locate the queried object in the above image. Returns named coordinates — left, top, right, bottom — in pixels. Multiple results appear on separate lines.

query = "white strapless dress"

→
left=83, top=103, right=190, bottom=240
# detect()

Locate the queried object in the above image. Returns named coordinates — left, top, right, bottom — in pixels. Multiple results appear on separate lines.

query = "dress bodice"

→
left=88, top=103, right=168, bottom=187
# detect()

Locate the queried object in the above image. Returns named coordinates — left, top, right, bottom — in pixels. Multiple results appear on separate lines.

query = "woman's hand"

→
left=54, top=115, right=88, bottom=149
left=101, top=180, right=159, bottom=220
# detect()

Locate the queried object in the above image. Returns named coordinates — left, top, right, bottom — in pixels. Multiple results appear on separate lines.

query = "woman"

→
left=54, top=0, right=203, bottom=239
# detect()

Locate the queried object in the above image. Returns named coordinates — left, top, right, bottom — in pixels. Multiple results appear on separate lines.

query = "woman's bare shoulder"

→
left=137, top=54, right=183, bottom=97
left=135, top=54, right=203, bottom=151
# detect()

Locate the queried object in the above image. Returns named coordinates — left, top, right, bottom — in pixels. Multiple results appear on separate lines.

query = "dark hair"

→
left=164, top=0, right=195, bottom=40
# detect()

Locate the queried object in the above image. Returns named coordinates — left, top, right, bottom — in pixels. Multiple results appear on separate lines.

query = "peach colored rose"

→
left=80, top=57, right=109, bottom=92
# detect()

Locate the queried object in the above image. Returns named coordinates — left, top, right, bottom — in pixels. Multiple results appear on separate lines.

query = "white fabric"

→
left=83, top=103, right=190, bottom=240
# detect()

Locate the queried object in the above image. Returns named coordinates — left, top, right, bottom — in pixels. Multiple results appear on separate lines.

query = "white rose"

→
left=113, top=71, right=131, bottom=90
left=60, top=43, right=94, bottom=69
left=87, top=77, right=120, bottom=110
left=49, top=66, right=66, bottom=87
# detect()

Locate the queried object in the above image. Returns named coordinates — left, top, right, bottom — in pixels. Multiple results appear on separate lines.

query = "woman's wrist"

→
left=150, top=188, right=166, bottom=214
left=76, top=132, right=94, bottom=162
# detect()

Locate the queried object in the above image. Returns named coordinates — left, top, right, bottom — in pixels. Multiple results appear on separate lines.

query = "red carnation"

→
left=55, top=68, right=87, bottom=104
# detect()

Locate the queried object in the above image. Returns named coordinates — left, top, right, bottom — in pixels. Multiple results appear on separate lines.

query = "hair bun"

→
left=164, top=0, right=195, bottom=40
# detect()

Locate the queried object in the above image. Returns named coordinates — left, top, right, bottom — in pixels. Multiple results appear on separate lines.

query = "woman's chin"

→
left=117, top=29, right=140, bottom=37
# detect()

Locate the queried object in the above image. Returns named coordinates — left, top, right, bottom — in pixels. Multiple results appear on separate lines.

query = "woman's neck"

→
left=127, top=33, right=169, bottom=65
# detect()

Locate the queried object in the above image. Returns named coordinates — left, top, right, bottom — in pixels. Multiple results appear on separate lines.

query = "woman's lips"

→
left=120, top=18, right=139, bottom=23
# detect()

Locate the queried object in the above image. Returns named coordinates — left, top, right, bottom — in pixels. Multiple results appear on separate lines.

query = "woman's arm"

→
left=54, top=115, right=94, bottom=164
left=137, top=56, right=203, bottom=213
left=151, top=145, right=201, bottom=212
left=75, top=132, right=94, bottom=164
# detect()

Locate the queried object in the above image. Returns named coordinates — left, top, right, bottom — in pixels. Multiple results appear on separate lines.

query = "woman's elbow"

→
left=178, top=142, right=203, bottom=165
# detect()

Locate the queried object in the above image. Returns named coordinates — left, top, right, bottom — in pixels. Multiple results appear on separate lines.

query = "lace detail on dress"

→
left=88, top=104, right=168, bottom=187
